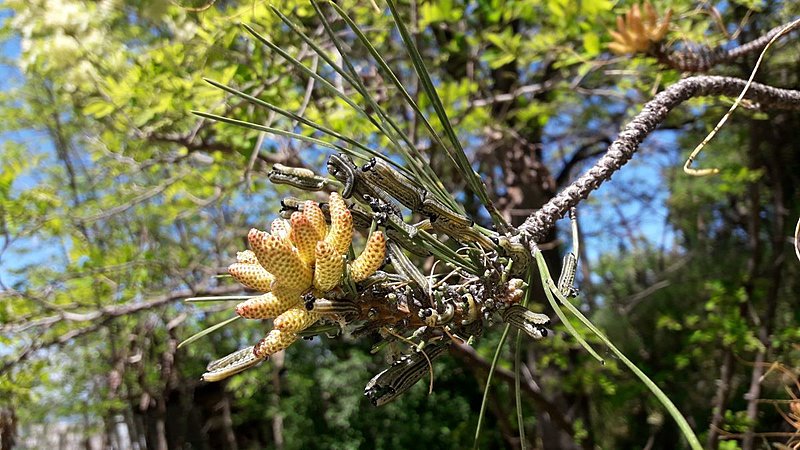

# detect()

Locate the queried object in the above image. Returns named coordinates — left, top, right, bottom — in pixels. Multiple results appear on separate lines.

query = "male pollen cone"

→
left=235, top=289, right=299, bottom=319
left=289, top=212, right=319, bottom=266
left=349, top=231, right=386, bottom=282
left=314, top=241, right=343, bottom=292
left=303, top=200, right=327, bottom=240
left=252, top=233, right=312, bottom=293
left=274, top=307, right=321, bottom=333
left=325, top=192, right=353, bottom=256
left=247, top=228, right=271, bottom=265
left=254, top=329, right=298, bottom=358
left=228, top=262, right=275, bottom=292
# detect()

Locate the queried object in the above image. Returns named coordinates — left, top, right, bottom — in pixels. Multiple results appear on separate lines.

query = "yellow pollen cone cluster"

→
left=608, top=1, right=671, bottom=55
left=220, top=192, right=385, bottom=365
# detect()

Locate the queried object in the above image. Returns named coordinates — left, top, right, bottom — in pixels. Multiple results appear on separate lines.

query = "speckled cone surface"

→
left=274, top=307, right=321, bottom=333
left=254, top=329, right=298, bottom=358
left=313, top=241, right=343, bottom=292
left=303, top=200, right=327, bottom=240
left=251, top=231, right=312, bottom=293
left=289, top=212, right=319, bottom=266
left=325, top=192, right=353, bottom=255
left=247, top=229, right=271, bottom=265
left=228, top=262, right=275, bottom=292
left=236, top=250, right=259, bottom=265
left=235, top=289, right=300, bottom=319
left=349, top=231, right=386, bottom=282
left=270, top=218, right=291, bottom=242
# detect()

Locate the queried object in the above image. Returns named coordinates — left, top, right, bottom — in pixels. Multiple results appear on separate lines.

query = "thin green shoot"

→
left=514, top=265, right=536, bottom=449
left=513, top=331, right=526, bottom=450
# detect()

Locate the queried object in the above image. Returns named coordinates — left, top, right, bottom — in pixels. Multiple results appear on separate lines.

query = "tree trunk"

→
left=707, top=348, right=734, bottom=448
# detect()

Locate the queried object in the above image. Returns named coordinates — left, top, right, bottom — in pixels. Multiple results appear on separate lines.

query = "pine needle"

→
left=192, top=110, right=352, bottom=154
left=384, top=0, right=509, bottom=232
left=178, top=315, right=240, bottom=349
left=184, top=295, right=256, bottom=302
left=318, top=1, right=462, bottom=210
left=533, top=252, right=605, bottom=364
left=533, top=250, right=702, bottom=450
left=203, top=77, right=402, bottom=171
left=473, top=324, right=511, bottom=449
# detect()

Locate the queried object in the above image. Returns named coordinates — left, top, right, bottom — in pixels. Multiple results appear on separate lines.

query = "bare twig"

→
left=0, top=284, right=243, bottom=373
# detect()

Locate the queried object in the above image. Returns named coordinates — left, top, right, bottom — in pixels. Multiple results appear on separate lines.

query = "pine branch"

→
left=517, top=76, right=800, bottom=243
left=655, top=20, right=800, bottom=72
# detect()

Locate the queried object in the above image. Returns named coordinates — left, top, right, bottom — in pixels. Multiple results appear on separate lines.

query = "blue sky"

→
left=0, top=23, right=65, bottom=289
left=0, top=24, right=24, bottom=287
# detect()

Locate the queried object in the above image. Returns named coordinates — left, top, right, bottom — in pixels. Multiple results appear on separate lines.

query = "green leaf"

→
left=83, top=99, right=115, bottom=118
left=583, top=32, right=600, bottom=56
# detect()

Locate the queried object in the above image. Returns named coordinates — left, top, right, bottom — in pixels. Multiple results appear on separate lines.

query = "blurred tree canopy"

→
left=1, top=0, right=799, bottom=449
